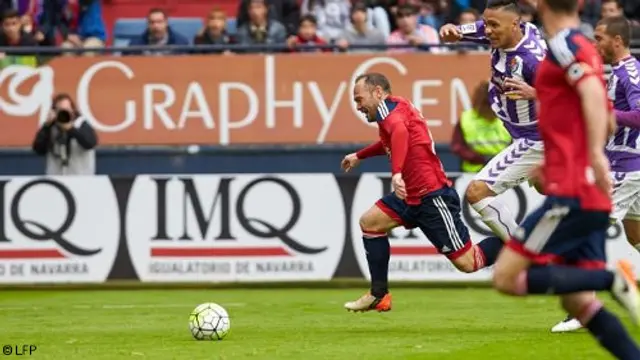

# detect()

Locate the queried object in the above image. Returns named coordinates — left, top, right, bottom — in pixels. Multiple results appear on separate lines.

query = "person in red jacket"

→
left=286, top=14, right=331, bottom=52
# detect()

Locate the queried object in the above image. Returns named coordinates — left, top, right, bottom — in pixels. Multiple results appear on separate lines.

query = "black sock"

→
left=363, top=236, right=390, bottom=298
left=585, top=308, right=640, bottom=359
left=476, top=236, right=503, bottom=267
left=526, top=266, right=614, bottom=294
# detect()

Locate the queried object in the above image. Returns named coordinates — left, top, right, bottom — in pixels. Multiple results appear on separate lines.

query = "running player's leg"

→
left=562, top=292, right=640, bottom=359
left=466, top=139, right=543, bottom=242
left=620, top=171, right=640, bottom=252
left=414, top=186, right=504, bottom=272
left=553, top=172, right=640, bottom=332
left=493, top=197, right=639, bottom=325
left=557, top=236, right=640, bottom=359
left=344, top=193, right=406, bottom=312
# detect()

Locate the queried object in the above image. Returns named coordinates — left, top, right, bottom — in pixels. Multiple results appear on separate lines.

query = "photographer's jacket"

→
left=32, top=119, right=98, bottom=175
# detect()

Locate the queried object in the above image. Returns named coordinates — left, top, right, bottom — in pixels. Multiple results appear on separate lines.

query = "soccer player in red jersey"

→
left=491, top=0, right=640, bottom=357
left=341, top=73, right=504, bottom=312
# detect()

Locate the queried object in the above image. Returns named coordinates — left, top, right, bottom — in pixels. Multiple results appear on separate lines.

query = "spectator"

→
left=519, top=2, right=538, bottom=24
left=129, top=8, right=189, bottom=55
left=368, top=0, right=399, bottom=32
left=336, top=2, right=385, bottom=53
left=60, top=0, right=106, bottom=56
left=441, top=0, right=485, bottom=25
left=457, top=8, right=479, bottom=25
left=387, top=4, right=440, bottom=53
left=361, top=0, right=391, bottom=38
left=32, top=93, right=98, bottom=176
left=37, top=0, right=106, bottom=54
left=287, top=14, right=330, bottom=52
left=301, top=0, right=351, bottom=42
left=0, top=9, right=37, bottom=53
left=580, top=0, right=602, bottom=28
left=20, top=14, right=50, bottom=46
left=601, top=0, right=623, bottom=18
left=236, top=0, right=287, bottom=51
left=194, top=8, right=234, bottom=54
left=236, top=0, right=300, bottom=36
left=417, top=1, right=442, bottom=30
left=451, top=80, right=511, bottom=173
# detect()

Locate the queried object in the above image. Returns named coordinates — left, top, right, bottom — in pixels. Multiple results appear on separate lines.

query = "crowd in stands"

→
left=0, top=0, right=639, bottom=57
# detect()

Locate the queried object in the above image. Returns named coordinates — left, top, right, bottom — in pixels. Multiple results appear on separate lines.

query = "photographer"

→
left=32, top=94, right=98, bottom=175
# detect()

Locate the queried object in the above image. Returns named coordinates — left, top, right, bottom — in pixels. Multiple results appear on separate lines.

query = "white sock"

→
left=471, top=197, right=519, bottom=242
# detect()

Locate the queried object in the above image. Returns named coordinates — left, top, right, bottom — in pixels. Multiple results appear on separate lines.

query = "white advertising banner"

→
left=351, top=173, right=638, bottom=281
left=0, top=176, right=120, bottom=283
left=125, top=174, right=347, bottom=282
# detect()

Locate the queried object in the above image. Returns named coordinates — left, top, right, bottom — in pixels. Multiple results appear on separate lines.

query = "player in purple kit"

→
left=440, top=0, right=547, bottom=244
left=491, top=0, right=640, bottom=356
left=552, top=15, right=640, bottom=333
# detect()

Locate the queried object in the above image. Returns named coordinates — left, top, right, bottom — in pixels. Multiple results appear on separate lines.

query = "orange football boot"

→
left=344, top=292, right=392, bottom=312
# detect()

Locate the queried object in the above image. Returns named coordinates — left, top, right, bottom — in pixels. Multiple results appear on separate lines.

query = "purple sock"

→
left=586, top=307, right=640, bottom=359
left=526, top=266, right=614, bottom=294
left=363, top=235, right=390, bottom=298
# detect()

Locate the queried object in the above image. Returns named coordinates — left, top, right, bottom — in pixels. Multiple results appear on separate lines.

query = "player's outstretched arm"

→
left=355, top=141, right=386, bottom=160
left=614, top=109, right=640, bottom=129
left=440, top=21, right=489, bottom=45
left=614, top=80, right=640, bottom=129
left=341, top=141, right=386, bottom=172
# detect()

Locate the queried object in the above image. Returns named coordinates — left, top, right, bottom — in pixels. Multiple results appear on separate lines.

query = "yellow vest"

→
left=459, top=109, right=512, bottom=173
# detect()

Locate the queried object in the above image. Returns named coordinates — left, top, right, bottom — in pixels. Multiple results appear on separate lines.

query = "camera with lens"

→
left=55, top=109, right=74, bottom=124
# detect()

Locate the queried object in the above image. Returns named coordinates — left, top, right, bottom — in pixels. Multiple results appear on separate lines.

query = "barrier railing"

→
left=1, top=40, right=639, bottom=56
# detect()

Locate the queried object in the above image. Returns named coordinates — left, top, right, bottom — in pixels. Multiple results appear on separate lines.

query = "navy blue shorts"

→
left=376, top=186, right=471, bottom=259
left=506, top=197, right=609, bottom=269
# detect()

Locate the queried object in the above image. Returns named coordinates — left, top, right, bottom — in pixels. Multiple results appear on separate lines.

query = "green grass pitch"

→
left=1, top=288, right=638, bottom=359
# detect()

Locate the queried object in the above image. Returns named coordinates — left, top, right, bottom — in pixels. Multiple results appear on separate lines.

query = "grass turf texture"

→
left=1, top=288, right=638, bottom=359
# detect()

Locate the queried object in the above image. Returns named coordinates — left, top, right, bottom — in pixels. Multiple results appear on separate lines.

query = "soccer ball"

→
left=188, top=303, right=231, bottom=341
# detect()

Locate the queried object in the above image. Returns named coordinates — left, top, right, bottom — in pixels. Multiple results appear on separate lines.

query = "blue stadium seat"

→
left=167, top=18, right=204, bottom=43
left=112, top=18, right=147, bottom=44
left=226, top=18, right=237, bottom=35
left=112, top=17, right=204, bottom=45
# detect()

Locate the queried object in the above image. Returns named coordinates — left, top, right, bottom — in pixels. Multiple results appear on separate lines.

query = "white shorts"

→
left=474, top=138, right=544, bottom=195
left=611, top=171, right=640, bottom=221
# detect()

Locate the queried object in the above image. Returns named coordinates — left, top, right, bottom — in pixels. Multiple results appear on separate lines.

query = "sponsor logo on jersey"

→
left=459, top=23, right=477, bottom=34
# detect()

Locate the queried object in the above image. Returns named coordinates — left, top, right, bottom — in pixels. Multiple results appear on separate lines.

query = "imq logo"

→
left=0, top=176, right=119, bottom=283
left=0, top=179, right=100, bottom=258
left=150, top=177, right=325, bottom=255
left=125, top=174, right=346, bottom=282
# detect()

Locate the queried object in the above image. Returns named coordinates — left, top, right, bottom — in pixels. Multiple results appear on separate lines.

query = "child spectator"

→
left=287, top=14, right=330, bottom=52
left=194, top=8, right=234, bottom=54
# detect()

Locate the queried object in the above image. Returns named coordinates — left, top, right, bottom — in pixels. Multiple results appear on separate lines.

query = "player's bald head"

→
left=355, top=73, right=392, bottom=94
left=597, top=16, right=631, bottom=47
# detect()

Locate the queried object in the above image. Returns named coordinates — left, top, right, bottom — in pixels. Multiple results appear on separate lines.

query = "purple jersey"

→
left=605, top=56, right=640, bottom=172
left=456, top=21, right=547, bottom=140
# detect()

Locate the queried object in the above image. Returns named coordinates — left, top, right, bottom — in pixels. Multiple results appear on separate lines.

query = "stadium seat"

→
left=112, top=18, right=146, bottom=46
left=112, top=17, right=204, bottom=45
left=167, top=18, right=204, bottom=43
left=226, top=18, right=237, bottom=35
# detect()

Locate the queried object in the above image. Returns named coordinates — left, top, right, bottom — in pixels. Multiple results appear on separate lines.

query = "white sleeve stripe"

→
left=548, top=30, right=576, bottom=68
left=377, top=102, right=390, bottom=119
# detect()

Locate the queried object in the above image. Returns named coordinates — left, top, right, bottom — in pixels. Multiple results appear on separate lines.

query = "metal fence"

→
left=1, top=41, right=639, bottom=57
